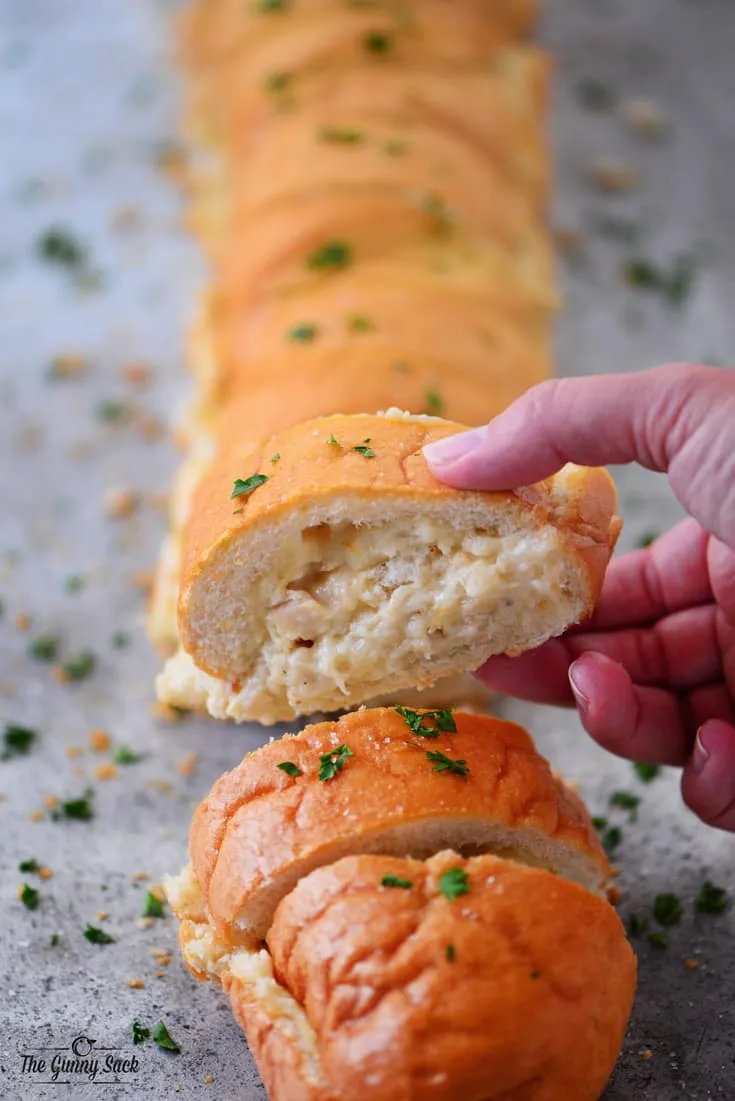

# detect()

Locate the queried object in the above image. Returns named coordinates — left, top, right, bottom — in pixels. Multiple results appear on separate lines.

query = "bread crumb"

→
left=30, top=810, right=45, bottom=822
left=95, top=764, right=118, bottom=781
left=177, top=752, right=198, bottom=777
left=685, top=958, right=699, bottom=970
left=90, top=729, right=111, bottom=752
left=155, top=144, right=187, bottom=184
left=49, top=353, right=87, bottom=378
left=588, top=157, right=639, bottom=193
left=150, top=701, right=186, bottom=723
left=621, top=97, right=667, bottom=139
left=97, top=911, right=108, bottom=921
left=38, top=866, right=53, bottom=880
left=640, top=1049, right=653, bottom=1061
left=1, top=682, right=15, bottom=696
left=51, top=665, right=70, bottom=684
left=149, top=884, right=166, bottom=902
left=131, top=570, right=154, bottom=596
left=137, top=917, right=155, bottom=930
left=136, top=413, right=164, bottom=442
left=43, top=795, right=59, bottom=810
left=553, top=227, right=585, bottom=256
left=607, top=885, right=623, bottom=906
left=15, top=613, right=31, bottom=632
left=155, top=970, right=166, bottom=979
left=131, top=871, right=150, bottom=881
left=105, top=489, right=140, bottom=520
left=148, top=779, right=173, bottom=795
left=146, top=492, right=170, bottom=512
left=66, top=745, right=84, bottom=757
left=204, top=1075, right=214, bottom=1084
left=122, top=363, right=152, bottom=386
left=126, top=978, right=145, bottom=989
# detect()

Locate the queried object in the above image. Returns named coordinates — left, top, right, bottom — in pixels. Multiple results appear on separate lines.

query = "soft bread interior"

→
left=169, top=496, right=605, bottom=725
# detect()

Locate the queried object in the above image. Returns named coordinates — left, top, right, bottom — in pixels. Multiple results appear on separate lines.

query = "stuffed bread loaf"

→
left=165, top=707, right=637, bottom=1101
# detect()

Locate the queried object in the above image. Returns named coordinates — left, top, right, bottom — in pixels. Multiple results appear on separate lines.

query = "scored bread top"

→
left=188, top=707, right=611, bottom=944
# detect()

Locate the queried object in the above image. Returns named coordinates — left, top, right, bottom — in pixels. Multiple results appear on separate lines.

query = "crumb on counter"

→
left=588, top=157, right=639, bottom=192
left=15, top=613, right=32, bottom=632
left=90, top=729, right=111, bottom=752
left=127, top=978, right=145, bottom=989
left=105, top=489, right=140, bottom=520
left=48, top=353, right=87, bottom=379
left=95, top=764, right=118, bottom=781
left=176, top=752, right=198, bottom=777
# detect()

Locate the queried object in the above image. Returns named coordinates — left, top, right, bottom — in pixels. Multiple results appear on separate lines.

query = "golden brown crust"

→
left=188, top=708, right=610, bottom=943
left=259, top=851, right=636, bottom=1101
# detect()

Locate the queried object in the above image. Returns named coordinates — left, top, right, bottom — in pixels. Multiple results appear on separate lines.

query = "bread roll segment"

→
left=165, top=708, right=637, bottom=1101
left=163, top=410, right=620, bottom=724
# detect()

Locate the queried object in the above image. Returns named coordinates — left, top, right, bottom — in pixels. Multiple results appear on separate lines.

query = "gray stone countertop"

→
left=0, top=0, right=733, bottom=1097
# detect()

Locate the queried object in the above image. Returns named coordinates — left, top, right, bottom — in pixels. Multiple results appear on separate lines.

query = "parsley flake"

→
left=348, top=315, right=374, bottom=332
left=258, top=0, right=287, bottom=10
left=132, top=1020, right=150, bottom=1045
left=326, top=434, right=342, bottom=447
left=427, top=749, right=469, bottom=777
left=114, top=745, right=143, bottom=765
left=610, top=791, right=641, bottom=823
left=55, top=790, right=94, bottom=821
left=653, top=893, right=684, bottom=926
left=231, top=473, right=268, bottom=500
left=623, top=254, right=696, bottom=307
left=62, top=651, right=96, bottom=681
left=152, top=1021, right=181, bottom=1054
left=445, top=943, right=456, bottom=962
left=84, top=923, right=115, bottom=945
left=576, top=79, right=615, bottom=111
left=96, top=399, right=129, bottom=423
left=50, top=933, right=60, bottom=947
left=141, top=891, right=165, bottom=919
left=29, top=635, right=59, bottom=662
left=352, top=444, right=375, bottom=458
left=383, top=139, right=407, bottom=156
left=419, top=192, right=452, bottom=235
left=270, top=453, right=280, bottom=464
left=394, top=706, right=456, bottom=738
left=438, top=866, right=469, bottom=902
left=648, top=931, right=668, bottom=949
left=277, top=761, right=302, bottom=777
left=381, top=874, right=413, bottom=889
left=288, top=322, right=318, bottom=342
left=318, top=744, right=353, bottom=781
left=266, top=71, right=291, bottom=93
left=111, top=630, right=130, bottom=649
left=695, top=881, right=728, bottom=914
left=634, top=761, right=660, bottom=783
left=602, top=825, right=622, bottom=854
left=627, top=913, right=648, bottom=938
left=364, top=30, right=391, bottom=53
left=65, top=574, right=86, bottom=594
left=37, top=227, right=86, bottom=269
left=425, top=387, right=444, bottom=415
left=637, top=532, right=658, bottom=549
left=530, top=969, right=542, bottom=980
left=18, top=858, right=40, bottom=873
left=307, top=240, right=352, bottom=270
left=318, top=126, right=363, bottom=144
left=20, top=883, right=39, bottom=910
left=2, top=722, right=38, bottom=760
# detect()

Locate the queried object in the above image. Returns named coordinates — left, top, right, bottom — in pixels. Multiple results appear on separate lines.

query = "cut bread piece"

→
left=177, top=708, right=611, bottom=945
left=169, top=410, right=619, bottom=723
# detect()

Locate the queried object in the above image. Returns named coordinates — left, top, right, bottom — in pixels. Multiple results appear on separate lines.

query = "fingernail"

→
left=568, top=660, right=590, bottom=716
left=423, top=426, right=487, bottom=468
left=691, top=726, right=711, bottom=774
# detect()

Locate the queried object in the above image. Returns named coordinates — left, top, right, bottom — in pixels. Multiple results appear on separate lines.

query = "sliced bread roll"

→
left=165, top=708, right=636, bottom=1101
left=165, top=410, right=619, bottom=723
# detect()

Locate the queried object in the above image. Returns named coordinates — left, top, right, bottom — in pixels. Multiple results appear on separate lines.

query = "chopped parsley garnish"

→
left=623, top=254, right=696, bottom=307
left=530, top=969, right=541, bottom=980
left=37, top=227, right=86, bottom=269
left=648, top=931, right=668, bottom=949
left=592, top=816, right=608, bottom=831
left=318, top=744, right=353, bottom=781
left=55, top=790, right=94, bottom=821
left=445, top=944, right=456, bottom=962
left=141, top=891, right=165, bottom=919
left=381, top=874, right=413, bottom=889
left=288, top=322, right=318, bottom=342
left=394, top=706, right=456, bottom=738
left=419, top=192, right=452, bottom=235
left=270, top=453, right=280, bottom=464
left=591, top=213, right=641, bottom=245
left=348, top=315, right=374, bottom=332
left=634, top=761, right=661, bottom=783
left=695, top=881, right=728, bottom=914
left=352, top=444, right=375, bottom=458
left=50, top=933, right=59, bottom=947
left=277, top=761, right=302, bottom=777
left=383, top=139, right=407, bottom=156
left=65, top=574, right=86, bottom=594
left=114, top=745, right=143, bottom=765
left=29, top=635, right=59, bottom=662
left=96, top=399, right=129, bottom=423
left=576, top=79, right=615, bottom=111
left=427, top=749, right=469, bottom=777
left=364, top=30, right=391, bottom=53
left=627, top=913, right=648, bottom=938
left=602, top=825, right=622, bottom=854
left=306, top=240, right=352, bottom=270
left=637, top=532, right=658, bottom=549
left=266, top=71, right=291, bottom=93
left=258, top=0, right=287, bottom=10
left=425, top=387, right=444, bottom=415
left=231, top=473, right=268, bottom=499
left=62, top=651, right=96, bottom=681
left=393, top=361, right=410, bottom=373
left=609, top=791, right=640, bottom=822
left=2, top=722, right=38, bottom=759
left=152, top=1021, right=181, bottom=1054
left=111, top=630, right=130, bottom=649
left=653, top=893, right=684, bottom=926
left=18, top=858, right=40, bottom=873
left=438, top=867, right=469, bottom=902
left=20, top=883, right=39, bottom=910
left=326, top=434, right=342, bottom=447
left=84, top=923, right=115, bottom=945
left=132, top=1020, right=150, bottom=1045
left=318, top=126, right=363, bottom=144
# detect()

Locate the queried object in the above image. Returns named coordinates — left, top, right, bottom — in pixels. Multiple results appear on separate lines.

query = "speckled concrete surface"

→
left=0, top=0, right=733, bottom=1098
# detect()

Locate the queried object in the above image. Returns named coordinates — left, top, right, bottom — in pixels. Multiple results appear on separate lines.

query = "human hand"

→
left=423, top=363, right=735, bottom=832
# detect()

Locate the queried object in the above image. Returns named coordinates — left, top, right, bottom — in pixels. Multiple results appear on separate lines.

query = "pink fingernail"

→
left=423, top=426, right=487, bottom=468
left=568, top=661, right=590, bottom=716
left=691, top=726, right=710, bottom=774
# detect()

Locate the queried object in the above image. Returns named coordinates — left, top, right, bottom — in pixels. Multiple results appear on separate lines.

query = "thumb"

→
left=423, top=363, right=735, bottom=550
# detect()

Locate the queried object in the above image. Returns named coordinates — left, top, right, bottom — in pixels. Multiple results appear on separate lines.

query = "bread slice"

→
left=173, top=708, right=612, bottom=945
left=161, top=410, right=619, bottom=724
left=164, top=708, right=636, bottom=1101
